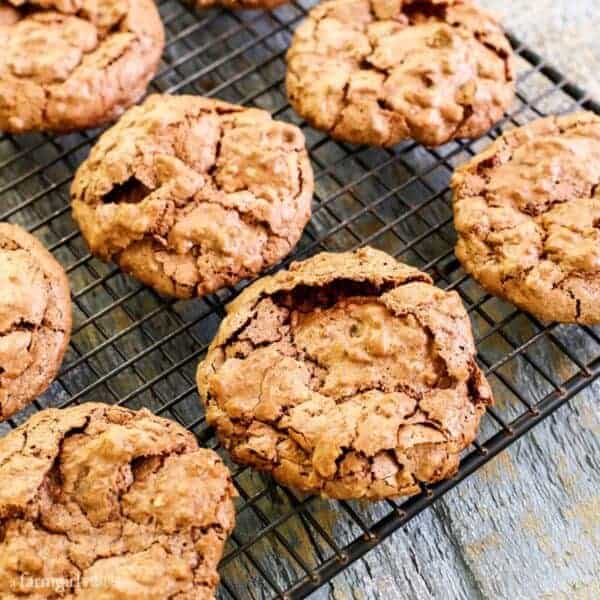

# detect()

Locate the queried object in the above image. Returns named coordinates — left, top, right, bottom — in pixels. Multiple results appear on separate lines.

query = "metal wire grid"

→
left=1, top=1, right=600, bottom=597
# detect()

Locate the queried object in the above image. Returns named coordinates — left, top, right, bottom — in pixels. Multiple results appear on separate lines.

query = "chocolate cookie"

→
left=453, top=112, right=600, bottom=324
left=0, top=224, right=72, bottom=422
left=197, top=247, right=492, bottom=500
left=0, top=403, right=236, bottom=599
left=286, top=0, right=515, bottom=147
left=0, top=0, right=164, bottom=134
left=71, top=94, right=314, bottom=299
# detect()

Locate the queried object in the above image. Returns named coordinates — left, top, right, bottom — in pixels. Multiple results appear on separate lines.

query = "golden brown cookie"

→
left=286, top=0, right=515, bottom=147
left=0, top=403, right=236, bottom=599
left=0, top=224, right=72, bottom=422
left=197, top=247, right=492, bottom=500
left=0, top=0, right=164, bottom=134
left=71, top=94, right=314, bottom=299
left=452, top=112, right=600, bottom=324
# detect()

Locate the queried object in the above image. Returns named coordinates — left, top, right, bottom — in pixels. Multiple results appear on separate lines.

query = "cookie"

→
left=452, top=112, right=600, bottom=324
left=0, top=0, right=164, bottom=134
left=197, top=247, right=492, bottom=500
left=286, top=0, right=515, bottom=147
left=0, top=403, right=236, bottom=599
left=0, top=224, right=72, bottom=422
left=195, top=0, right=288, bottom=9
left=71, top=94, right=314, bottom=299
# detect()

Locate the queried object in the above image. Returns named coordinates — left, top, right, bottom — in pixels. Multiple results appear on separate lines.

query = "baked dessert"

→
left=195, top=0, right=288, bottom=9
left=0, top=403, right=236, bottom=599
left=0, top=224, right=72, bottom=422
left=452, top=112, right=600, bottom=324
left=71, top=94, right=314, bottom=298
left=0, top=0, right=164, bottom=134
left=197, top=247, right=492, bottom=500
left=286, top=0, right=515, bottom=147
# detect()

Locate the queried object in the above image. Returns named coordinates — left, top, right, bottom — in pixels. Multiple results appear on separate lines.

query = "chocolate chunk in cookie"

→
left=197, top=247, right=492, bottom=500
left=0, top=224, right=71, bottom=422
left=0, top=403, right=236, bottom=599
left=286, top=0, right=515, bottom=147
left=71, top=94, right=314, bottom=299
left=453, top=112, right=600, bottom=324
left=0, top=0, right=164, bottom=134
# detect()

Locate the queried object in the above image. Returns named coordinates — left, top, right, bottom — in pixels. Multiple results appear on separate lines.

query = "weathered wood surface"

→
left=0, top=1, right=599, bottom=599
left=309, top=395, right=600, bottom=600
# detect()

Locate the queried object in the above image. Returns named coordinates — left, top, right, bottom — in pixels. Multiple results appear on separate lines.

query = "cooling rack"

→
left=1, top=1, right=600, bottom=597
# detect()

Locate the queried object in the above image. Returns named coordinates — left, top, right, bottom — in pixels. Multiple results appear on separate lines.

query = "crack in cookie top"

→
left=0, top=403, right=236, bottom=599
left=197, top=247, right=492, bottom=500
left=0, top=0, right=164, bottom=133
left=0, top=224, right=72, bottom=422
left=452, top=112, right=600, bottom=324
left=286, top=0, right=515, bottom=147
left=71, top=94, right=314, bottom=299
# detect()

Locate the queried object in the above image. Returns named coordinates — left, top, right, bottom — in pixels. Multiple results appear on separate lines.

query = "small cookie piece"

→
left=452, top=112, right=600, bottom=324
left=71, top=94, right=314, bottom=298
left=197, top=247, right=492, bottom=500
left=0, top=0, right=164, bottom=133
left=195, top=0, right=288, bottom=9
left=0, top=403, right=236, bottom=599
left=0, top=224, right=71, bottom=421
left=286, top=0, right=514, bottom=147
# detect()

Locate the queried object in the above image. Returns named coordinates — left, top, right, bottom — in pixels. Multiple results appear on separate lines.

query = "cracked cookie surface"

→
left=0, top=402, right=236, bottom=599
left=0, top=224, right=71, bottom=422
left=452, top=112, right=600, bottom=324
left=0, top=0, right=164, bottom=133
left=285, top=0, right=514, bottom=147
left=197, top=247, right=492, bottom=500
left=71, top=94, right=314, bottom=298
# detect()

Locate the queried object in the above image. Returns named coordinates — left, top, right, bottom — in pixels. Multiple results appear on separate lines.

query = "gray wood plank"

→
left=312, top=384, right=600, bottom=600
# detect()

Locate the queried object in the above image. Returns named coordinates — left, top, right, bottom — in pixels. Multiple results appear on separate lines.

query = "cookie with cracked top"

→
left=285, top=0, right=515, bottom=147
left=0, top=402, right=236, bottom=599
left=197, top=247, right=492, bottom=500
left=452, top=112, right=600, bottom=324
left=0, top=0, right=164, bottom=134
left=0, top=223, right=72, bottom=422
left=71, top=94, right=314, bottom=299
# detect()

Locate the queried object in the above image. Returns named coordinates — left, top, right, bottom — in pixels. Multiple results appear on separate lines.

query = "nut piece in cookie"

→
left=0, top=402, right=236, bottom=599
left=0, top=224, right=72, bottom=422
left=71, top=94, right=314, bottom=299
left=197, top=247, right=492, bottom=500
left=0, top=0, right=165, bottom=133
left=286, top=0, right=515, bottom=147
left=452, top=111, right=600, bottom=324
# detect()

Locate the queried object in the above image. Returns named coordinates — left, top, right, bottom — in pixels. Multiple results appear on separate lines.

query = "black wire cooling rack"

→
left=1, top=1, right=600, bottom=598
